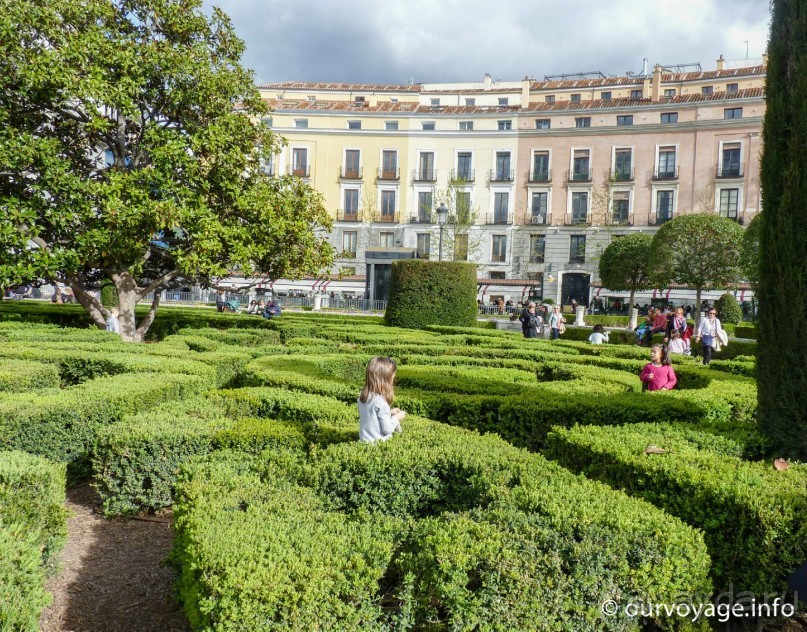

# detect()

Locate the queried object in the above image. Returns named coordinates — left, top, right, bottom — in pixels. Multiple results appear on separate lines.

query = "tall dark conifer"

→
left=758, top=0, right=807, bottom=457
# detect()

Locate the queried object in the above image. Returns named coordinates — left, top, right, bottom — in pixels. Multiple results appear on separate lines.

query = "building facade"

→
left=257, top=57, right=765, bottom=307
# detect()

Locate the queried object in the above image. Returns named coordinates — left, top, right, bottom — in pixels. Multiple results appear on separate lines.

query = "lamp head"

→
left=436, top=203, right=449, bottom=225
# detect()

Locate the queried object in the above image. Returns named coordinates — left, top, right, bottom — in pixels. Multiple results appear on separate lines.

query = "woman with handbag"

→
left=695, top=307, right=724, bottom=365
left=549, top=305, right=565, bottom=340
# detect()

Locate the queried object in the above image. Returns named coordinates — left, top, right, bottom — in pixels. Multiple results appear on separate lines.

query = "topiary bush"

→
left=384, top=260, right=478, bottom=329
left=714, top=292, right=742, bottom=324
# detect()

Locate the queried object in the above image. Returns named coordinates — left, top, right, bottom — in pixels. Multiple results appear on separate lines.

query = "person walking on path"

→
left=519, top=302, right=542, bottom=338
left=549, top=305, right=565, bottom=340
left=358, top=356, right=406, bottom=443
left=695, top=307, right=723, bottom=365
left=640, top=344, right=677, bottom=391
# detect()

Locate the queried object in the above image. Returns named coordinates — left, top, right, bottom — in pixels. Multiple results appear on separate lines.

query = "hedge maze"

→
left=0, top=304, right=799, bottom=630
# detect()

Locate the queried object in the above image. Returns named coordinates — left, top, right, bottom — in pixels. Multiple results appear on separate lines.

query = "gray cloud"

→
left=203, top=0, right=770, bottom=84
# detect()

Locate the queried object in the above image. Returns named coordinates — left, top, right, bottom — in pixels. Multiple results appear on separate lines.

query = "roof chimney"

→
left=484, top=73, right=492, bottom=90
left=716, top=54, right=726, bottom=71
left=521, top=77, right=531, bottom=108
left=642, top=58, right=649, bottom=76
left=762, top=52, right=768, bottom=67
left=651, top=64, right=662, bottom=102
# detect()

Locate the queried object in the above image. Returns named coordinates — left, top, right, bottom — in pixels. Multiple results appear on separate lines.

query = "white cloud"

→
left=203, top=0, right=770, bottom=84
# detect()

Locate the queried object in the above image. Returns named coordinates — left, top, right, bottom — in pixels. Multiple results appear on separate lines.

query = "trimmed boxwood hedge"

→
left=0, top=360, right=60, bottom=392
left=384, top=260, right=478, bottom=329
left=545, top=423, right=807, bottom=594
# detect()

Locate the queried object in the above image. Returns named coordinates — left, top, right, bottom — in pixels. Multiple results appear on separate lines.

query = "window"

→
left=465, top=97, right=476, bottom=106
left=430, top=98, right=440, bottom=106
left=381, top=150, right=398, bottom=179
left=658, top=146, right=677, bottom=178
left=601, top=91, right=612, bottom=100
left=495, top=152, right=511, bottom=181
left=530, top=235, right=546, bottom=263
left=456, top=192, right=471, bottom=223
left=613, top=149, right=632, bottom=180
left=342, top=232, right=357, bottom=258
left=572, top=149, right=590, bottom=181
left=656, top=191, right=674, bottom=223
left=390, top=97, right=398, bottom=103
left=490, top=271, right=506, bottom=280
left=385, top=121, right=399, bottom=131
left=492, top=235, right=507, bottom=262
left=719, top=188, right=739, bottom=219
left=459, top=121, right=474, bottom=131
left=347, top=120, right=361, bottom=130
left=307, top=95, right=316, bottom=102
left=701, top=86, right=714, bottom=96
left=612, top=191, right=630, bottom=224
left=354, top=96, right=365, bottom=104
left=727, top=83, right=739, bottom=93
left=724, top=107, right=743, bottom=119
left=617, top=115, right=633, bottom=126
left=379, top=232, right=394, bottom=248
left=663, top=88, right=676, bottom=98
left=381, top=190, right=396, bottom=218
left=418, top=152, right=435, bottom=180
left=261, top=116, right=273, bottom=128
left=721, top=142, right=742, bottom=176
left=493, top=192, right=509, bottom=223
left=569, top=235, right=586, bottom=263
left=497, top=120, right=512, bottom=130
left=571, top=93, right=581, bottom=102
left=417, top=191, right=433, bottom=222
left=343, top=150, right=360, bottom=178
left=661, top=112, right=678, bottom=124
left=416, top=233, right=431, bottom=259
left=341, top=266, right=356, bottom=276
left=498, top=97, right=509, bottom=106
left=531, top=192, right=548, bottom=223
left=343, top=189, right=359, bottom=215
left=292, top=148, right=308, bottom=177
left=454, top=234, right=469, bottom=261
left=535, top=118, right=551, bottom=129
left=456, top=152, right=473, bottom=181
left=545, top=95, right=555, bottom=104
left=422, top=121, right=435, bottom=131
left=532, top=151, right=550, bottom=181
left=571, top=192, right=588, bottom=223
left=631, top=89, right=643, bottom=99
left=575, top=117, right=591, bottom=128
left=294, top=119, right=308, bottom=129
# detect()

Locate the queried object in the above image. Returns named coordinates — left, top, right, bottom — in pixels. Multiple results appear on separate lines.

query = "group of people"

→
left=517, top=302, right=566, bottom=340
left=246, top=299, right=282, bottom=318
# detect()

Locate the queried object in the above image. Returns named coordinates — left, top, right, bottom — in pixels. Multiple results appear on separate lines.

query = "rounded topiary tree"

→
left=714, top=293, right=742, bottom=324
left=384, top=261, right=478, bottom=329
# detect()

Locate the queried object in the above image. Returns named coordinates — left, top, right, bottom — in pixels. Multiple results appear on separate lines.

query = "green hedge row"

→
left=0, top=360, right=61, bottom=392
left=173, top=420, right=711, bottom=630
left=0, top=451, right=67, bottom=631
left=0, top=372, right=207, bottom=479
left=545, top=422, right=807, bottom=594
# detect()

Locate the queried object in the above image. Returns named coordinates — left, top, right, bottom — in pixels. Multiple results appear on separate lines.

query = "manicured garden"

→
left=0, top=303, right=800, bottom=631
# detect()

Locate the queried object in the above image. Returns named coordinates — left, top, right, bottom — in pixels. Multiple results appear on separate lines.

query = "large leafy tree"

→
left=758, top=0, right=807, bottom=459
left=0, top=0, right=333, bottom=341
left=648, top=214, right=744, bottom=327
left=597, top=233, right=654, bottom=312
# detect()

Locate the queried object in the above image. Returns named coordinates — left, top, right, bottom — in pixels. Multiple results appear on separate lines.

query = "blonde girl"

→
left=358, top=356, right=406, bottom=443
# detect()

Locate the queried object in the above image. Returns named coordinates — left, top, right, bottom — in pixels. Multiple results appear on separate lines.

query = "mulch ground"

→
left=40, top=483, right=189, bottom=632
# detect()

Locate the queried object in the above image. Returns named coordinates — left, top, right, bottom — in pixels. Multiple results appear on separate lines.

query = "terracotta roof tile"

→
left=259, top=81, right=421, bottom=92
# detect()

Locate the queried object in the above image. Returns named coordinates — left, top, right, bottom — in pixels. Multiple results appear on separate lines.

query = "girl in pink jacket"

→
left=640, top=344, right=677, bottom=391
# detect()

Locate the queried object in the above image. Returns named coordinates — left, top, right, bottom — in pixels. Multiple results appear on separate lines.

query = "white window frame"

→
left=714, top=186, right=744, bottom=217
left=569, top=146, right=593, bottom=180
left=527, top=187, right=552, bottom=224
left=491, top=234, right=508, bottom=263
left=655, top=143, right=680, bottom=173
left=412, top=185, right=436, bottom=222
left=347, top=120, right=361, bottom=130
left=489, top=187, right=513, bottom=223
left=290, top=146, right=310, bottom=177
left=531, top=149, right=552, bottom=178
left=491, top=149, right=514, bottom=183
left=342, top=147, right=362, bottom=174
left=609, top=186, right=633, bottom=223
left=717, top=139, right=745, bottom=175
left=459, top=120, right=474, bottom=131
left=566, top=187, right=591, bottom=222
left=293, top=119, right=308, bottom=129
left=384, top=120, right=399, bottom=131
left=611, top=145, right=635, bottom=176
left=379, top=148, right=399, bottom=177
left=339, top=183, right=363, bottom=215
left=454, top=149, right=475, bottom=183
left=377, top=186, right=399, bottom=217
left=421, top=121, right=436, bottom=131
left=650, top=185, right=679, bottom=216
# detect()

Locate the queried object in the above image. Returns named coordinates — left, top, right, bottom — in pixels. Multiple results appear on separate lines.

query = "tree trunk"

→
left=70, top=281, right=107, bottom=330
left=695, top=288, right=702, bottom=331
left=116, top=286, right=141, bottom=342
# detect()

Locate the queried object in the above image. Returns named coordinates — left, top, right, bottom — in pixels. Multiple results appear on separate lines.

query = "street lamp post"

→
left=436, top=203, right=448, bottom=261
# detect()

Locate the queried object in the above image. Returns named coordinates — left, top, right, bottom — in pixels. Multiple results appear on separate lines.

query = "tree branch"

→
left=138, top=267, right=183, bottom=296
left=136, top=291, right=161, bottom=338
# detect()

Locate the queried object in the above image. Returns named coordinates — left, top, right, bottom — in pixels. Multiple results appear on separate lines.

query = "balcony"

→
left=649, top=212, right=673, bottom=226
left=524, top=214, right=549, bottom=226
left=716, top=165, right=744, bottom=179
left=291, top=166, right=310, bottom=178
left=527, top=169, right=551, bottom=183
left=719, top=212, right=745, bottom=225
left=488, top=169, right=515, bottom=183
left=377, top=168, right=400, bottom=181
left=336, top=209, right=360, bottom=222
left=565, top=212, right=590, bottom=225
left=411, top=169, right=437, bottom=182
left=374, top=213, right=399, bottom=224
left=450, top=169, right=475, bottom=183
left=485, top=212, right=513, bottom=225
left=416, top=251, right=431, bottom=260
left=652, top=167, right=679, bottom=181
left=569, top=254, right=586, bottom=264
left=408, top=214, right=435, bottom=224
left=339, top=166, right=363, bottom=180
left=607, top=214, right=632, bottom=226
left=611, top=167, right=634, bottom=182
left=566, top=169, right=592, bottom=183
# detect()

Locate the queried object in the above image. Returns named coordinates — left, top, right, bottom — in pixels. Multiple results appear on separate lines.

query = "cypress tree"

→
left=758, top=0, right=807, bottom=458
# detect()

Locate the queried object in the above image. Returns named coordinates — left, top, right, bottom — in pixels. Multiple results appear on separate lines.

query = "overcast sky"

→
left=202, top=0, right=771, bottom=85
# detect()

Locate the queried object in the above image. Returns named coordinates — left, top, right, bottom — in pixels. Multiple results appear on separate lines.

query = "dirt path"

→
left=40, top=483, right=189, bottom=632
